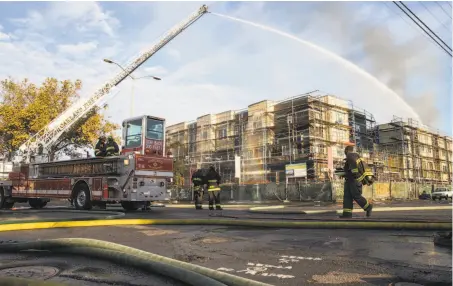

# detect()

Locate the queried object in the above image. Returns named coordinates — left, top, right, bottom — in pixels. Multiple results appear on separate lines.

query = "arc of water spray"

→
left=210, top=12, right=421, bottom=122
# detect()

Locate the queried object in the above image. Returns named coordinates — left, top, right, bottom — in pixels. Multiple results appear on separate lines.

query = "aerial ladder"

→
left=13, top=5, right=209, bottom=165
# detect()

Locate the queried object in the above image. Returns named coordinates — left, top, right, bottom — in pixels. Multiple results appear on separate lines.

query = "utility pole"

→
left=130, top=81, right=135, bottom=117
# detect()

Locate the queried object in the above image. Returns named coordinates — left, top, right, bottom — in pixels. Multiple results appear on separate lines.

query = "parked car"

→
left=431, top=187, right=452, bottom=200
left=419, top=191, right=431, bottom=200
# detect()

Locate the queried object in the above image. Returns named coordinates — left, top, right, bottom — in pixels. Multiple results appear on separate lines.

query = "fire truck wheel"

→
left=121, top=201, right=139, bottom=211
left=0, top=188, right=14, bottom=209
left=28, top=199, right=48, bottom=209
left=73, top=184, right=93, bottom=210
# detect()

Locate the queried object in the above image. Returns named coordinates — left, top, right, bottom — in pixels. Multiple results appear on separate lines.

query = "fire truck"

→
left=0, top=5, right=209, bottom=211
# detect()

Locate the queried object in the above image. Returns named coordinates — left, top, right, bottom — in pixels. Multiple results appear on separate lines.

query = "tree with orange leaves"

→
left=0, top=77, right=120, bottom=161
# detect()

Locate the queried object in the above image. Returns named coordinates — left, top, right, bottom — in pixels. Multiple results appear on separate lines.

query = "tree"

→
left=0, top=77, right=120, bottom=161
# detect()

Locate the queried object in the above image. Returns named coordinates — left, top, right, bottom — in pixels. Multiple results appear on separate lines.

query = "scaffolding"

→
left=166, top=93, right=452, bottom=187
left=371, top=116, right=453, bottom=184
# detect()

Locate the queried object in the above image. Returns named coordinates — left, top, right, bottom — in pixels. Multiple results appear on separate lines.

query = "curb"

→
left=248, top=205, right=336, bottom=215
left=166, top=204, right=263, bottom=209
left=248, top=205, right=453, bottom=215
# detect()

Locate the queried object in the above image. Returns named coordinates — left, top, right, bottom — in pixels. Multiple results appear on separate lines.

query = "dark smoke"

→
left=267, top=1, right=444, bottom=126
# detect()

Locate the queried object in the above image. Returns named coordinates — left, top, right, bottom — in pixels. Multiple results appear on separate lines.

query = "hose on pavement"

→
left=0, top=218, right=450, bottom=231
left=0, top=238, right=272, bottom=286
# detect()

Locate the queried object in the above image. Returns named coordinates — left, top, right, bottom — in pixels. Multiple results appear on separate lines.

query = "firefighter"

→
left=340, top=145, right=374, bottom=218
left=192, top=169, right=205, bottom=210
left=206, top=165, right=222, bottom=210
left=106, top=135, right=120, bottom=156
left=95, top=136, right=107, bottom=157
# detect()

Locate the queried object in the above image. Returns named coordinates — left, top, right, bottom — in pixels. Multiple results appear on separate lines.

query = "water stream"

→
left=210, top=12, right=421, bottom=121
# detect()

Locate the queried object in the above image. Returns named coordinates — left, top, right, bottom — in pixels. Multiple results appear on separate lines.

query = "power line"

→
left=447, top=2, right=452, bottom=8
left=399, top=1, right=452, bottom=51
left=384, top=2, right=447, bottom=54
left=435, top=1, right=453, bottom=19
left=420, top=1, right=451, bottom=31
left=393, top=1, right=452, bottom=56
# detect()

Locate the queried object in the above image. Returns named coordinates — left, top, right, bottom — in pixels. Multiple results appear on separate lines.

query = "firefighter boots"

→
left=366, top=204, right=373, bottom=217
left=339, top=213, right=353, bottom=219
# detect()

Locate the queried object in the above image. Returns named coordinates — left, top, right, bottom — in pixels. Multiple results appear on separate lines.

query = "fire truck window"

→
left=125, top=119, right=142, bottom=148
left=147, top=119, right=163, bottom=140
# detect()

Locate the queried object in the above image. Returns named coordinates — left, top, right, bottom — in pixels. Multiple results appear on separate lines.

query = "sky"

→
left=0, top=1, right=451, bottom=136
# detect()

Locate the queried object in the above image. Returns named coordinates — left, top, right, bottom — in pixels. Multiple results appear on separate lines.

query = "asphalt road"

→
left=0, top=201, right=451, bottom=286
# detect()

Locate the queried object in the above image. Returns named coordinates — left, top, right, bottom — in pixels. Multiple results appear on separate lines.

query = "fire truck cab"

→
left=121, top=115, right=166, bottom=157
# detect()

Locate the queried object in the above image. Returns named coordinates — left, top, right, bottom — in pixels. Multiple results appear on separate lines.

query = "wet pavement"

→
left=0, top=251, right=184, bottom=286
left=0, top=201, right=451, bottom=285
left=0, top=224, right=451, bottom=285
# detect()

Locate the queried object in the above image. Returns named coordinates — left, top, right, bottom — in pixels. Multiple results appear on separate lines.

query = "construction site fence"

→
left=170, top=181, right=451, bottom=203
left=170, top=181, right=332, bottom=203
left=333, top=180, right=451, bottom=202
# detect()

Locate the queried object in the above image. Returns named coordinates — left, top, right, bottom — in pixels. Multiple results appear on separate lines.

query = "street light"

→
left=103, top=58, right=162, bottom=116
left=135, top=75, right=162, bottom=81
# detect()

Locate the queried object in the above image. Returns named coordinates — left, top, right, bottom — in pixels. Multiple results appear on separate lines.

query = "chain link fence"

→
left=170, top=179, right=450, bottom=203
left=170, top=181, right=335, bottom=203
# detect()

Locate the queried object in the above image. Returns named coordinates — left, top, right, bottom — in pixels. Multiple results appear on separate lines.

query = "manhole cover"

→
left=0, top=266, right=59, bottom=279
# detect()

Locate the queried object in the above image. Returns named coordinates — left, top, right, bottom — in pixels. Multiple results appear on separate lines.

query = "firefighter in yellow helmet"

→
left=340, top=145, right=374, bottom=218
left=206, top=165, right=222, bottom=211
left=105, top=135, right=120, bottom=156
left=95, top=136, right=107, bottom=157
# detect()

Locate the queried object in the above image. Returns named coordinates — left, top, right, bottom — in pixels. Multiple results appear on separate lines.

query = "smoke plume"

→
left=271, top=1, right=445, bottom=126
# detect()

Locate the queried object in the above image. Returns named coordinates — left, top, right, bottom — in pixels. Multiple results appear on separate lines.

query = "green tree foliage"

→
left=0, top=77, right=120, bottom=161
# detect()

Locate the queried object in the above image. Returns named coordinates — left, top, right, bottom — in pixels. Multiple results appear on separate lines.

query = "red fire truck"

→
left=0, top=115, right=173, bottom=211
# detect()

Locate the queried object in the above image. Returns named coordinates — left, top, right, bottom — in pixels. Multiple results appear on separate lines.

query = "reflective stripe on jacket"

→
left=207, top=179, right=220, bottom=191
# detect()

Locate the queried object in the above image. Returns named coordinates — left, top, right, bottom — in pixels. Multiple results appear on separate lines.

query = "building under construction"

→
left=166, top=91, right=382, bottom=186
left=373, top=116, right=452, bottom=184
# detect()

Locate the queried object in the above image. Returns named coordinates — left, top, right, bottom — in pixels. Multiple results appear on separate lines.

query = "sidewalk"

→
left=165, top=200, right=453, bottom=213
left=248, top=204, right=452, bottom=214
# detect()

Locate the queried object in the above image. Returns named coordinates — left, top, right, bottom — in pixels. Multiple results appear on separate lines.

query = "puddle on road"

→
left=114, top=225, right=179, bottom=237
left=200, top=237, right=230, bottom=244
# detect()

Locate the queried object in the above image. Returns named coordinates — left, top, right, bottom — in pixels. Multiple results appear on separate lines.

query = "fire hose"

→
left=0, top=215, right=451, bottom=231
